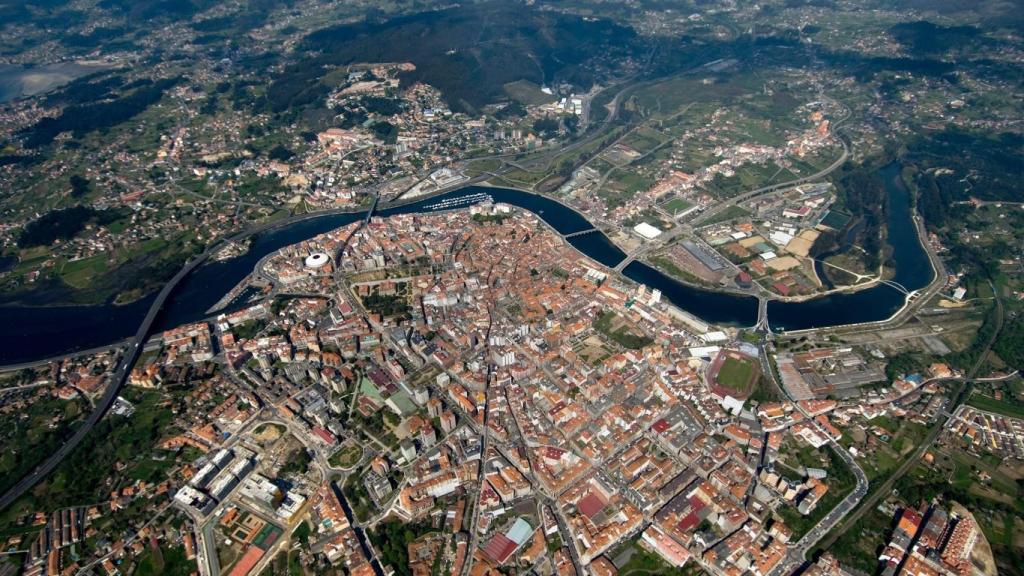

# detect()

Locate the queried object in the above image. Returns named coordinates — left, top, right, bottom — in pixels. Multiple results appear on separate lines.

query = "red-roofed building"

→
left=313, top=427, right=338, bottom=445
left=482, top=534, right=518, bottom=565
left=578, top=493, right=607, bottom=519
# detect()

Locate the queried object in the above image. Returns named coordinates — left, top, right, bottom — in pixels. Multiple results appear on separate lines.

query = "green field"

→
left=617, top=545, right=696, bottom=576
left=503, top=80, right=555, bottom=106
left=820, top=210, right=852, bottom=230
left=648, top=255, right=710, bottom=286
left=714, top=356, right=757, bottom=394
left=663, top=197, right=693, bottom=215
left=698, top=205, right=750, bottom=226
left=594, top=311, right=654, bottom=350
left=59, top=254, right=110, bottom=288
left=134, top=544, right=196, bottom=576
left=967, top=394, right=1024, bottom=419
left=328, top=443, right=363, bottom=469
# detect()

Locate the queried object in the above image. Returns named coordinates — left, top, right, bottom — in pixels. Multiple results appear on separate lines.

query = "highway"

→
left=0, top=186, right=403, bottom=511
left=610, top=135, right=850, bottom=276
left=0, top=245, right=217, bottom=511
left=0, top=339, right=131, bottom=373
left=691, top=136, right=850, bottom=228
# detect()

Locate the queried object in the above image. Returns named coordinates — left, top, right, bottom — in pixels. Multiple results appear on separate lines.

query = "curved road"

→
left=692, top=136, right=850, bottom=227
left=0, top=193, right=395, bottom=511
left=0, top=248, right=211, bottom=510
left=814, top=291, right=1004, bottom=554
left=756, top=328, right=868, bottom=576
left=0, top=339, right=131, bottom=374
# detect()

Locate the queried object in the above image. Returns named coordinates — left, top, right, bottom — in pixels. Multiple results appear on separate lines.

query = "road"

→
left=0, top=243, right=220, bottom=511
left=0, top=184, right=407, bottom=511
left=691, top=136, right=850, bottom=227
left=0, top=339, right=132, bottom=373
left=609, top=135, right=850, bottom=276
left=813, top=290, right=1004, bottom=554
left=773, top=164, right=949, bottom=338
left=756, top=331, right=868, bottom=576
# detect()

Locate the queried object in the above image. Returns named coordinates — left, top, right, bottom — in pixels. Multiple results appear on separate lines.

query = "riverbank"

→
left=0, top=164, right=936, bottom=365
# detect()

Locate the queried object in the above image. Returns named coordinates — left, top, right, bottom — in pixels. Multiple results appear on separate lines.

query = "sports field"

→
left=709, top=351, right=760, bottom=398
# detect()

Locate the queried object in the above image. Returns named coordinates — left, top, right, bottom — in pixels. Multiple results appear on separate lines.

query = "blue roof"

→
left=506, top=518, right=533, bottom=545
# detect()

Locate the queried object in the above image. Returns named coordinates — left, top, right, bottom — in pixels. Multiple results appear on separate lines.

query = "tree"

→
left=69, top=174, right=91, bottom=198
left=268, top=144, right=295, bottom=161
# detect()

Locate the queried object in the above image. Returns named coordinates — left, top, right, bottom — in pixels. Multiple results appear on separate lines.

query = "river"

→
left=0, top=163, right=932, bottom=364
left=768, top=162, right=934, bottom=330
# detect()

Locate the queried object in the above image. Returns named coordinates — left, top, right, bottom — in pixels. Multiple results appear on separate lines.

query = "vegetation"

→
left=827, top=506, right=893, bottom=573
left=890, top=21, right=983, bottom=56
left=341, top=475, right=373, bottom=523
left=908, top=131, right=1022, bottom=230
left=133, top=544, right=196, bottom=576
left=699, top=205, right=750, bottom=226
left=23, top=77, right=181, bottom=148
left=593, top=311, right=653, bottom=350
left=776, top=446, right=856, bottom=540
left=471, top=213, right=511, bottom=225
left=609, top=536, right=697, bottom=576
left=814, top=163, right=888, bottom=272
left=967, top=394, right=1024, bottom=420
left=328, top=444, right=363, bottom=469
left=885, top=352, right=929, bottom=380
left=362, top=291, right=410, bottom=319
left=290, top=521, right=312, bottom=546
left=69, top=174, right=91, bottom=198
left=370, top=121, right=398, bottom=144
left=17, top=206, right=129, bottom=248
left=992, top=315, right=1024, bottom=372
left=0, top=394, right=85, bottom=496
left=279, top=448, right=312, bottom=476
left=893, top=458, right=1024, bottom=568
left=360, top=96, right=404, bottom=117
left=367, top=519, right=435, bottom=576
left=749, top=375, right=783, bottom=403
left=284, top=4, right=640, bottom=114
left=3, top=389, right=174, bottom=519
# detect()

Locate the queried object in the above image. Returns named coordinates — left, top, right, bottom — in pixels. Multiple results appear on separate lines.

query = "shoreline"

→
left=0, top=166, right=941, bottom=366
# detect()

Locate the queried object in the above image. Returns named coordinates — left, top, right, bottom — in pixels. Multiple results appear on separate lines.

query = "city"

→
left=0, top=1, right=1023, bottom=576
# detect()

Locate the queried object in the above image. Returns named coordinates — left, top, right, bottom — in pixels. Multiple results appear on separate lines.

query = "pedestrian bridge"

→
left=564, top=228, right=600, bottom=239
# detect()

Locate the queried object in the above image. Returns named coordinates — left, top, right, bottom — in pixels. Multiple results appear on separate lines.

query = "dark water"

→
left=769, top=162, right=934, bottom=330
left=0, top=168, right=932, bottom=364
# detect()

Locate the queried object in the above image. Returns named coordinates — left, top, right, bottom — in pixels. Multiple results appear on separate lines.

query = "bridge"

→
left=755, top=297, right=770, bottom=333
left=332, top=193, right=380, bottom=266
left=365, top=193, right=380, bottom=225
left=880, top=279, right=911, bottom=295
left=0, top=248, right=216, bottom=510
left=613, top=255, right=633, bottom=273
left=563, top=227, right=600, bottom=239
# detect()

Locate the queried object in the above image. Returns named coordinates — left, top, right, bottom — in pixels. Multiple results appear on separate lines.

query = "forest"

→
left=22, top=77, right=181, bottom=148
left=17, top=205, right=129, bottom=248
left=272, top=2, right=641, bottom=115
